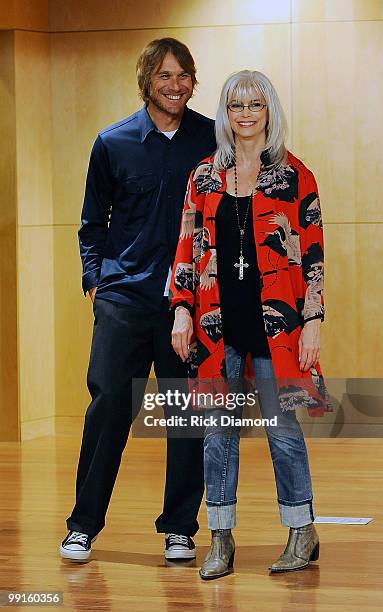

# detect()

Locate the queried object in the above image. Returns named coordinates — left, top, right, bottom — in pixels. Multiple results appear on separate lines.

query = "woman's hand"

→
left=172, top=306, right=194, bottom=362
left=298, top=319, right=321, bottom=372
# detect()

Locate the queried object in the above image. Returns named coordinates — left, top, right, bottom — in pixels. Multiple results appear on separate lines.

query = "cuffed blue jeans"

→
left=204, top=345, right=315, bottom=530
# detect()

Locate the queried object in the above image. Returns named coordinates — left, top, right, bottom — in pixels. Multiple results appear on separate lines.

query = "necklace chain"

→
left=233, top=163, right=252, bottom=257
left=233, top=159, right=261, bottom=280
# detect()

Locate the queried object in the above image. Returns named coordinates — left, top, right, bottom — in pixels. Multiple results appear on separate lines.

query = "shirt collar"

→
left=138, top=106, right=156, bottom=143
left=139, top=105, right=194, bottom=143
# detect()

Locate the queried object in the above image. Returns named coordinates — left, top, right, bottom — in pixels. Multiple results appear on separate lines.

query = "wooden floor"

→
left=0, top=436, right=382, bottom=611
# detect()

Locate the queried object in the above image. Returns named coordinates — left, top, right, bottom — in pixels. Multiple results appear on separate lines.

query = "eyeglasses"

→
left=227, top=102, right=267, bottom=113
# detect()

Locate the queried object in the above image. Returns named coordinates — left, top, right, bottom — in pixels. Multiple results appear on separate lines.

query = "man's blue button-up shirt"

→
left=78, top=105, right=216, bottom=312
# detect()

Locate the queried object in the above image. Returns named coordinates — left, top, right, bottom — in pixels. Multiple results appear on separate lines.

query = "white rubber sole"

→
left=59, top=536, right=97, bottom=562
left=164, top=547, right=196, bottom=560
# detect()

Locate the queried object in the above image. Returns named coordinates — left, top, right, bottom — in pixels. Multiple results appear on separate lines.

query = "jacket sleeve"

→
left=298, top=168, right=325, bottom=324
left=78, top=135, right=113, bottom=295
left=169, top=170, right=201, bottom=313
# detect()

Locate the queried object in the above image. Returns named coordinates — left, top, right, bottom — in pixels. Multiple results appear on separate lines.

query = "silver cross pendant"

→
left=234, top=254, right=249, bottom=280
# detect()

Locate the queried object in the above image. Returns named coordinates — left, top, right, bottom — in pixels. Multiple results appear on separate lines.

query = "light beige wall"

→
left=292, top=0, right=383, bottom=22
left=14, top=30, right=55, bottom=439
left=0, top=26, right=54, bottom=440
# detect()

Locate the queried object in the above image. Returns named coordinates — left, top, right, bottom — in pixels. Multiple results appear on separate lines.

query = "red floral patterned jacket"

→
left=169, top=152, right=332, bottom=416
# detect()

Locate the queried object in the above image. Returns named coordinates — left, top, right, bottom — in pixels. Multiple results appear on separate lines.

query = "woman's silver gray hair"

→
left=214, top=70, right=287, bottom=170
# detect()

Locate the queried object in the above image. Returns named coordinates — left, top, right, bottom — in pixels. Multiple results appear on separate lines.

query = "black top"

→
left=215, top=192, right=270, bottom=358
left=78, top=105, right=216, bottom=312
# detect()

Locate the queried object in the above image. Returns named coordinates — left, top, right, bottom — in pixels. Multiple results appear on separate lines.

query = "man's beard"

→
left=147, top=91, right=187, bottom=118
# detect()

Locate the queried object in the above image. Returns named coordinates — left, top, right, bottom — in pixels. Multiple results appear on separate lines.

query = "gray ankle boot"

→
left=199, top=529, right=235, bottom=580
left=269, top=523, right=319, bottom=572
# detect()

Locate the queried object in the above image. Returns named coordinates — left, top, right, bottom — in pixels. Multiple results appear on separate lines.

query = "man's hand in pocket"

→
left=88, top=287, right=97, bottom=303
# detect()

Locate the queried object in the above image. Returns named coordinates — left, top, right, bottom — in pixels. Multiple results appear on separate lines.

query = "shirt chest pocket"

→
left=121, top=173, right=159, bottom=220
left=124, top=173, right=158, bottom=194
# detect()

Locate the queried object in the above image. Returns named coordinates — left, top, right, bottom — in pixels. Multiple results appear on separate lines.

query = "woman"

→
left=170, top=70, right=331, bottom=579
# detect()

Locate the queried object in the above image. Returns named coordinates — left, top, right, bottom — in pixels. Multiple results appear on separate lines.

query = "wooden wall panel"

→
left=320, top=224, right=357, bottom=377
left=49, top=0, right=290, bottom=32
left=14, top=31, right=55, bottom=437
left=355, top=224, right=383, bottom=377
left=15, top=31, right=53, bottom=226
left=53, top=226, right=93, bottom=418
left=18, top=226, right=55, bottom=425
left=291, top=17, right=383, bottom=378
left=320, top=221, right=383, bottom=379
left=0, top=0, right=49, bottom=31
left=292, top=0, right=383, bottom=22
left=0, top=31, right=19, bottom=441
left=291, top=21, right=383, bottom=223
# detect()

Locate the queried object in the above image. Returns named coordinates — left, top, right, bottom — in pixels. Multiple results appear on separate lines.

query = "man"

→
left=59, top=38, right=216, bottom=562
